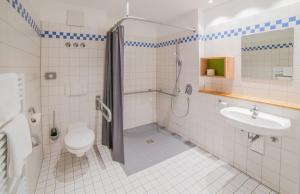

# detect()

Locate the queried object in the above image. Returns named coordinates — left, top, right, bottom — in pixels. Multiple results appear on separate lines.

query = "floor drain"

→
left=145, top=139, right=154, bottom=144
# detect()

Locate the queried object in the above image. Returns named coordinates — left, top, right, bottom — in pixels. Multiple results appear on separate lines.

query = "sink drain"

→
left=145, top=139, right=154, bottom=144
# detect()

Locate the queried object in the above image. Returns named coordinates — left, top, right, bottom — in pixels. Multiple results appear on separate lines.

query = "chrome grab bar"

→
left=157, top=89, right=177, bottom=97
left=96, top=96, right=112, bottom=123
left=124, top=89, right=155, bottom=95
left=124, top=89, right=176, bottom=97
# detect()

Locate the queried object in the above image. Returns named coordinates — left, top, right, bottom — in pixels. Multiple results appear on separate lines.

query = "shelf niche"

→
left=200, top=57, right=234, bottom=79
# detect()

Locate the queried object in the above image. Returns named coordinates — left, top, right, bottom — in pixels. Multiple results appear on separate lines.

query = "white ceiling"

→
left=41, top=0, right=232, bottom=22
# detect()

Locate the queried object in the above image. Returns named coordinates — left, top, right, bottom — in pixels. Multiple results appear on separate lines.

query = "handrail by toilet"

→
left=95, top=96, right=112, bottom=122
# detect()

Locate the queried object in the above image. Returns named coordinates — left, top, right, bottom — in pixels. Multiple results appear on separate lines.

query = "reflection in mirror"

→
left=241, top=28, right=294, bottom=80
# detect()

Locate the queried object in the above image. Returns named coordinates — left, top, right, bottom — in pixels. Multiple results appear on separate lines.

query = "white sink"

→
left=220, top=107, right=291, bottom=137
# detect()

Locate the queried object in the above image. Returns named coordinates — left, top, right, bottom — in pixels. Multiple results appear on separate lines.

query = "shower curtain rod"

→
left=109, top=16, right=197, bottom=33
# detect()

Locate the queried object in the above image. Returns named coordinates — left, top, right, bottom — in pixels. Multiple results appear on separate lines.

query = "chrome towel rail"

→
left=124, top=89, right=176, bottom=97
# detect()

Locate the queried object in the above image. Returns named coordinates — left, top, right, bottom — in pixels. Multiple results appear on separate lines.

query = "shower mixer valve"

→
left=185, top=84, right=193, bottom=95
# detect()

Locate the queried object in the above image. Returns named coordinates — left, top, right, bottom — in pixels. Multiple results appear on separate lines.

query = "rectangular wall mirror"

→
left=241, top=28, right=294, bottom=80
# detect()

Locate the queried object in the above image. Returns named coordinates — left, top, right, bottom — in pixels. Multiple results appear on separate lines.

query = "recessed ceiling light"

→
left=208, top=0, right=214, bottom=3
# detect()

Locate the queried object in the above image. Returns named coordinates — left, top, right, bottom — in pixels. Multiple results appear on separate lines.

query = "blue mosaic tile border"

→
left=205, top=16, right=300, bottom=41
left=129, top=15, right=299, bottom=47
left=156, top=34, right=202, bottom=48
left=242, top=43, right=293, bottom=52
left=41, top=31, right=106, bottom=41
left=7, top=0, right=300, bottom=48
left=40, top=15, right=300, bottom=48
left=40, top=31, right=159, bottom=48
left=9, top=0, right=41, bottom=35
left=124, top=41, right=156, bottom=48
left=40, top=31, right=202, bottom=48
left=40, top=30, right=201, bottom=48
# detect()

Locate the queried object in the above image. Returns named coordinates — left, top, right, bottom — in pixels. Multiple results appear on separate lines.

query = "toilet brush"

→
left=50, top=111, right=59, bottom=141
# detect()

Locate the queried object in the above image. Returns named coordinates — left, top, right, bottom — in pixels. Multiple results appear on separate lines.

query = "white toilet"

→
left=64, top=122, right=95, bottom=157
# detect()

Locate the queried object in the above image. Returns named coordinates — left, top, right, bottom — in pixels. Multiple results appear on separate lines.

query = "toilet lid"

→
left=65, top=128, right=95, bottom=150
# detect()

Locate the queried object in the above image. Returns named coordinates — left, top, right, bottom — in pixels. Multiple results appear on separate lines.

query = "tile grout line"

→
left=216, top=170, right=248, bottom=193
left=198, top=165, right=233, bottom=193
left=233, top=177, right=250, bottom=193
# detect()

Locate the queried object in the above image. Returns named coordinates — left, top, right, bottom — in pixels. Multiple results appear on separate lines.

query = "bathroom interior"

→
left=0, top=0, right=300, bottom=193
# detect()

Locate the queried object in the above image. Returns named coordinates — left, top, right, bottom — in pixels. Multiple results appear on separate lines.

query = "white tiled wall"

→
left=202, top=7, right=300, bottom=192
left=21, top=1, right=300, bottom=193
left=156, top=31, right=201, bottom=124
left=156, top=40, right=176, bottom=94
left=203, top=4, right=300, bottom=106
left=124, top=36, right=157, bottom=129
left=156, top=5, right=300, bottom=194
left=0, top=0, right=42, bottom=193
left=194, top=95, right=300, bottom=194
left=40, top=24, right=158, bottom=154
left=40, top=22, right=105, bottom=154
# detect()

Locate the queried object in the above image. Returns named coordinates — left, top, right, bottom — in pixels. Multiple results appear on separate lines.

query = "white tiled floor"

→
left=35, top=145, right=278, bottom=194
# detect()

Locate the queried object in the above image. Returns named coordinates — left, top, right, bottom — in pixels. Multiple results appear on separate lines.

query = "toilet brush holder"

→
left=50, top=111, right=59, bottom=141
left=50, top=128, right=59, bottom=141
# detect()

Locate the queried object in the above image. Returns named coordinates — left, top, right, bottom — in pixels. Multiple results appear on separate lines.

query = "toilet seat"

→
left=65, top=128, right=94, bottom=150
left=64, top=123, right=95, bottom=157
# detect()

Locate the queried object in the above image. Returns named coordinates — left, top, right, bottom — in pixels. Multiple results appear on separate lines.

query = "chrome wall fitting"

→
left=248, top=132, right=265, bottom=155
left=248, top=133, right=260, bottom=143
left=185, top=84, right=193, bottom=95
left=250, top=105, right=259, bottom=119
left=73, top=42, right=79, bottom=48
left=65, top=42, right=71, bottom=48
left=218, top=99, right=228, bottom=106
left=45, top=72, right=57, bottom=80
left=80, top=42, right=86, bottom=48
left=28, top=107, right=36, bottom=114
left=270, top=136, right=279, bottom=142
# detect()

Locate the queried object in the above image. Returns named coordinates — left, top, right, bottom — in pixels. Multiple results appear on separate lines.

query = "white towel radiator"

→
left=0, top=74, right=25, bottom=193
left=0, top=134, right=8, bottom=193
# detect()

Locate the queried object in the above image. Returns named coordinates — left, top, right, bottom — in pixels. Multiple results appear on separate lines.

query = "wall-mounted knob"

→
left=270, top=137, right=279, bottom=142
left=73, top=42, right=79, bottom=48
left=65, top=42, right=71, bottom=48
left=80, top=42, right=86, bottom=48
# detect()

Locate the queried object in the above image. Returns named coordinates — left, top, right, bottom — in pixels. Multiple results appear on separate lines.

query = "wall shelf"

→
left=200, top=57, right=234, bottom=79
left=199, top=88, right=300, bottom=111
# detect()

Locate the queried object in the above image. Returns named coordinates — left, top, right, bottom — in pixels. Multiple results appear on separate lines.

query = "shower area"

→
left=120, top=36, right=195, bottom=175
left=96, top=0, right=199, bottom=175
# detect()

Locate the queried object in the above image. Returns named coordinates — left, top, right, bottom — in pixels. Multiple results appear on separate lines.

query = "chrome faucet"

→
left=250, top=105, right=259, bottom=119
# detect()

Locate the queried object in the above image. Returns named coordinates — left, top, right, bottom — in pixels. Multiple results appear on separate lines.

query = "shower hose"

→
left=171, top=95, right=190, bottom=118
left=170, top=62, right=190, bottom=118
